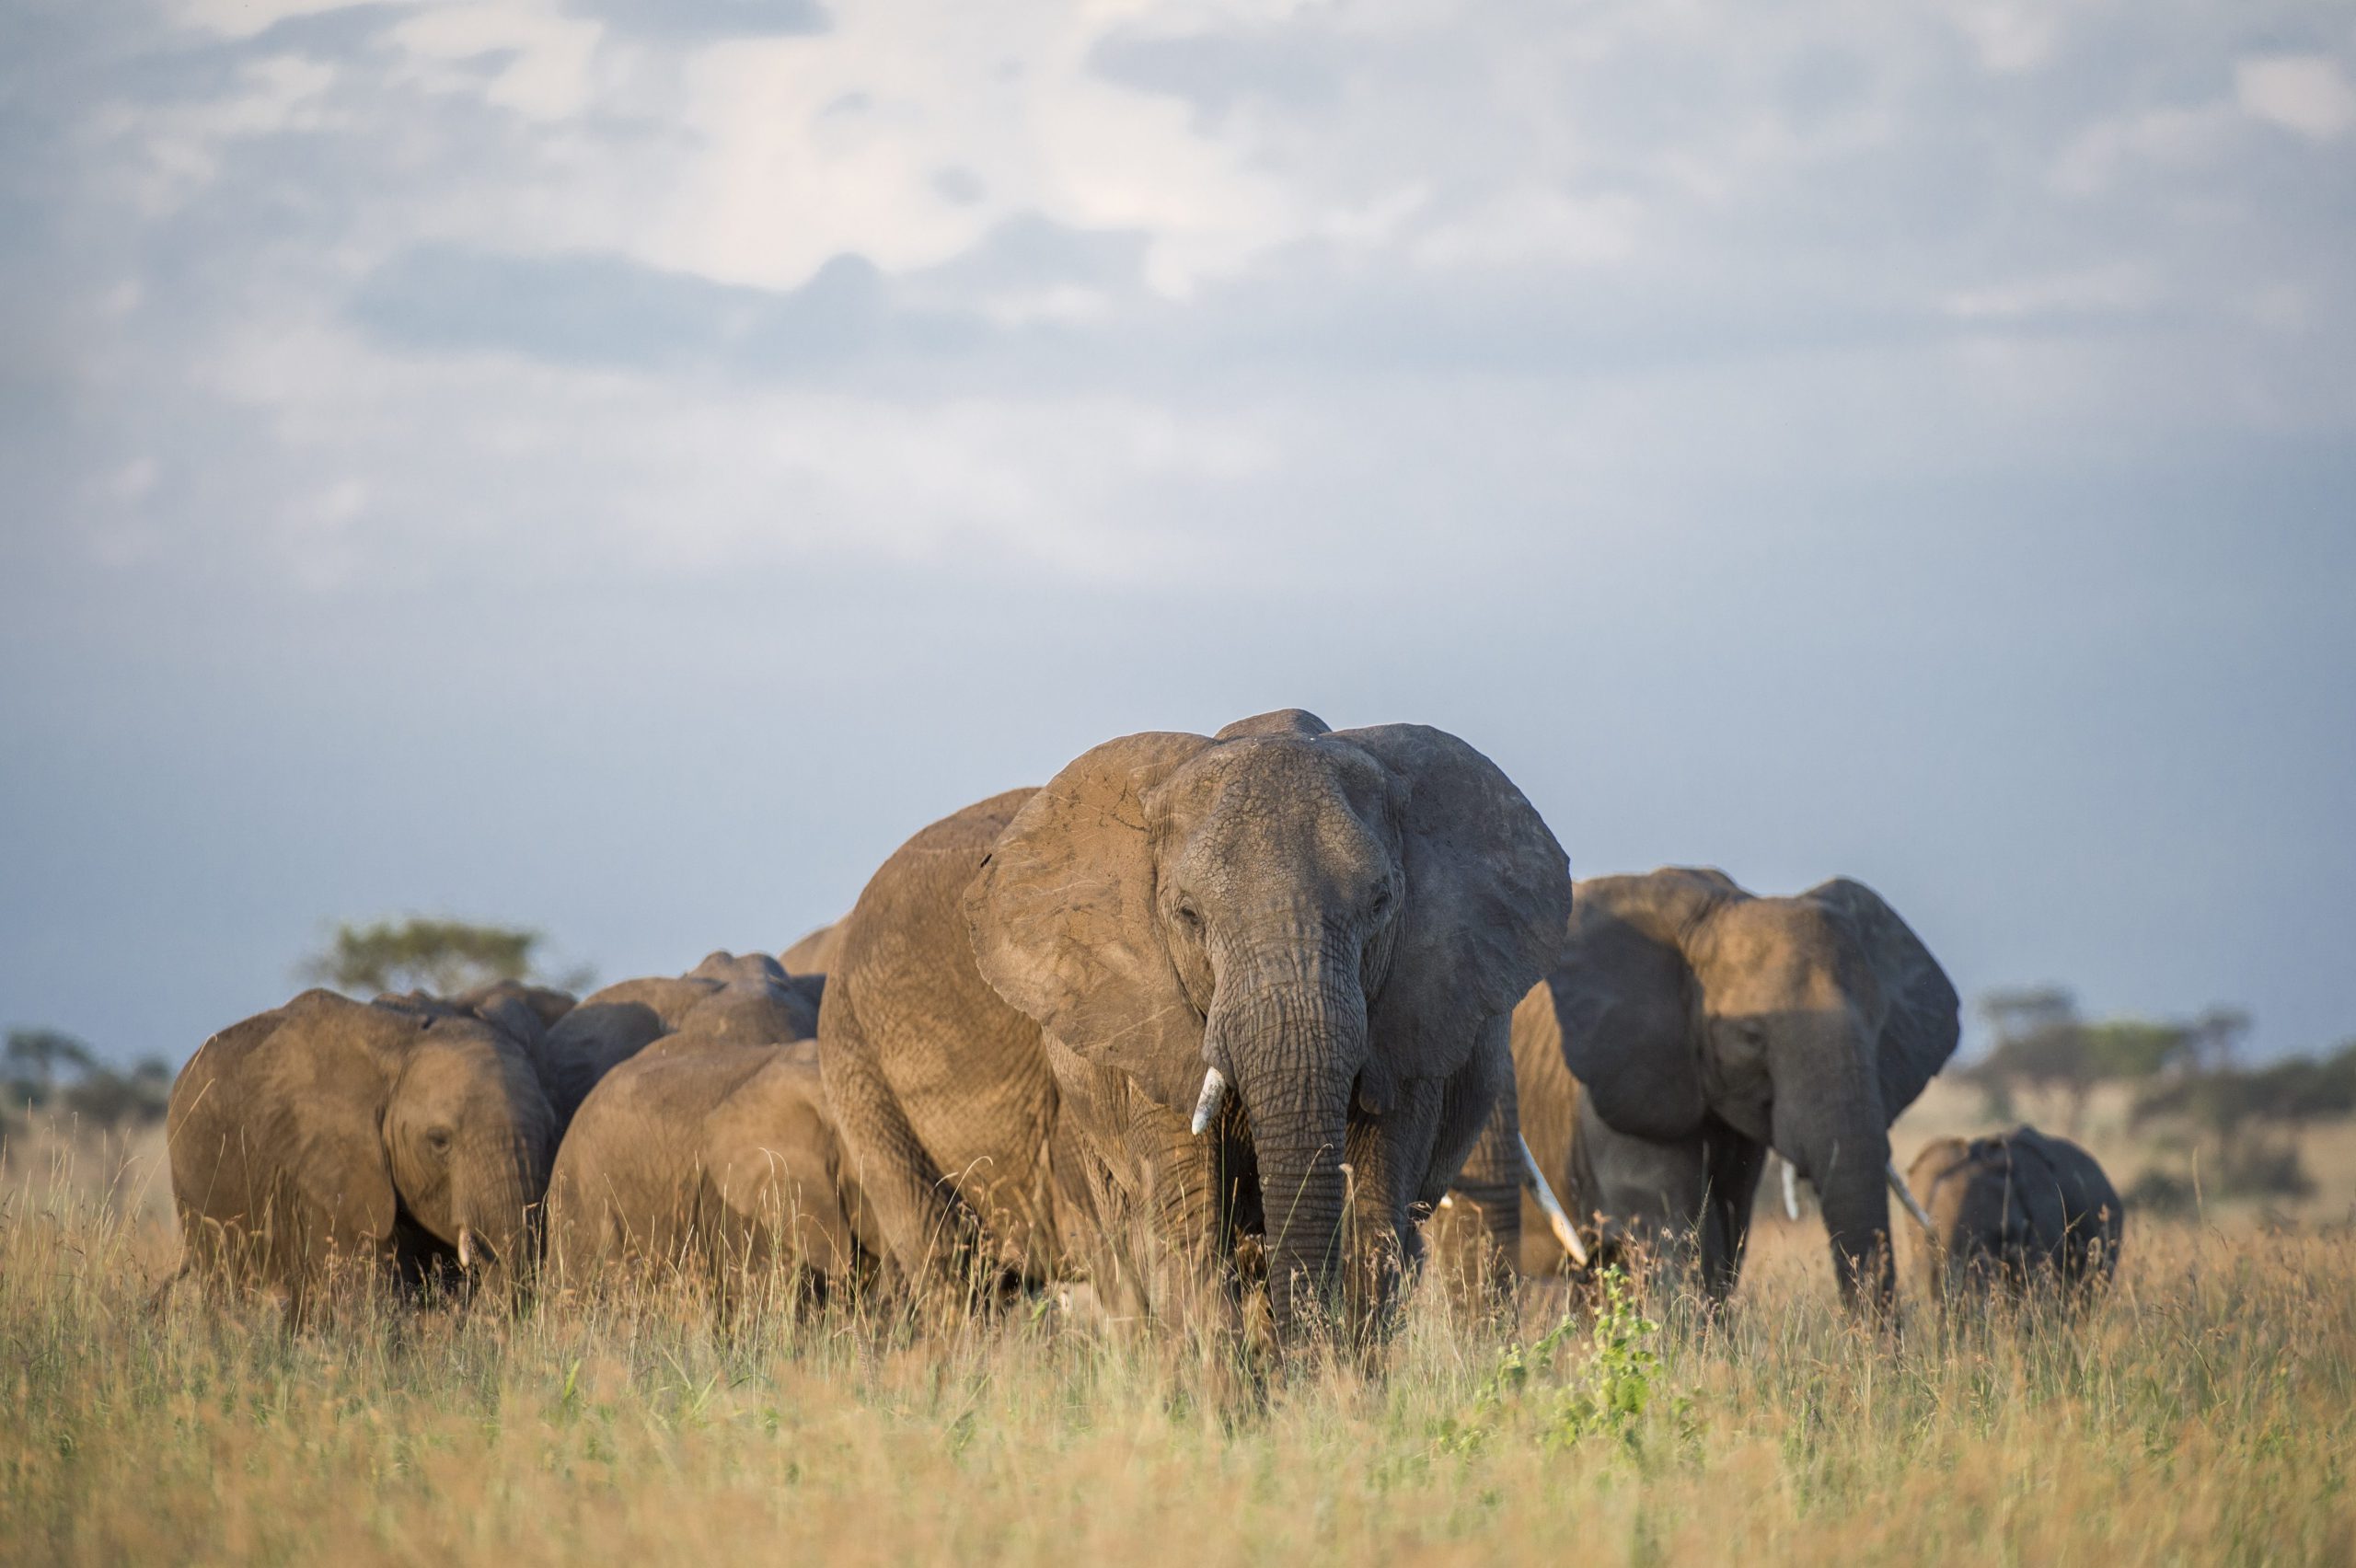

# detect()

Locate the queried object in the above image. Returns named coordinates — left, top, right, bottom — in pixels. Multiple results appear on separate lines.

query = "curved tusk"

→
left=456, top=1226, right=477, bottom=1271
left=1517, top=1134, right=1590, bottom=1268
left=1887, top=1160, right=1935, bottom=1236
left=1781, top=1157, right=1801, bottom=1221
left=1189, top=1066, right=1229, bottom=1136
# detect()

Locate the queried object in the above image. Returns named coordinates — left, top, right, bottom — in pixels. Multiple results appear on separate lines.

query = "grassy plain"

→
left=4, top=1113, right=2352, bottom=1567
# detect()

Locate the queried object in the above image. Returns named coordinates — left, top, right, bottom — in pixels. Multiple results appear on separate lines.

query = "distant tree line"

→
left=1969, top=986, right=2356, bottom=1211
left=6, top=917, right=590, bottom=1147
left=2, top=1029, right=174, bottom=1137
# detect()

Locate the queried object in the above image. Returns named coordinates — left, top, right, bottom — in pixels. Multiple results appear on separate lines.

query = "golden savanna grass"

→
left=4, top=1119, right=2353, bottom=1567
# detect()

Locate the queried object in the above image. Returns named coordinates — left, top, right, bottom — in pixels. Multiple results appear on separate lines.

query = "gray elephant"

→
left=1907, top=1127, right=2122, bottom=1306
left=1508, top=868, right=1958, bottom=1309
left=535, top=952, right=822, bottom=1130
left=819, top=709, right=1571, bottom=1328
left=546, top=1032, right=876, bottom=1296
left=167, top=989, right=557, bottom=1307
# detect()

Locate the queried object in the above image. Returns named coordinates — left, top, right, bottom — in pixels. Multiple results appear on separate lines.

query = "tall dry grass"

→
left=3, top=1126, right=2352, bottom=1567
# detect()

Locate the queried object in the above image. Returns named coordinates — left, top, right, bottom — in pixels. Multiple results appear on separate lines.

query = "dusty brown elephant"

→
left=546, top=1033, right=876, bottom=1296
left=376, top=978, right=577, bottom=1063
left=1907, top=1127, right=2122, bottom=1307
left=535, top=952, right=822, bottom=1130
left=1505, top=868, right=1958, bottom=1309
left=780, top=921, right=845, bottom=978
left=167, top=989, right=557, bottom=1307
left=818, top=709, right=1571, bottom=1329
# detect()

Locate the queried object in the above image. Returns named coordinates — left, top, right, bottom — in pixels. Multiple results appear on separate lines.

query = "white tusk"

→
left=456, top=1226, right=477, bottom=1270
left=1517, top=1134, right=1590, bottom=1268
left=1189, top=1066, right=1229, bottom=1136
left=1887, top=1160, right=1935, bottom=1236
left=1781, top=1157, right=1801, bottom=1221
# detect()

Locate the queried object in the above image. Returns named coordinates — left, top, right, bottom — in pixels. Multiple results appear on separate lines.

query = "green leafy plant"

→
left=1435, top=1269, right=1686, bottom=1457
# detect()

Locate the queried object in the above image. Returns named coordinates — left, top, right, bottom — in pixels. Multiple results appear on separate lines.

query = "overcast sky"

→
left=3, top=0, right=2351, bottom=1066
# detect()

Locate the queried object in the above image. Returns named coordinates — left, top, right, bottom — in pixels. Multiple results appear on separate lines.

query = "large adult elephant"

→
left=819, top=709, right=1571, bottom=1327
left=1512, top=868, right=1958, bottom=1309
left=1906, top=1127, right=2122, bottom=1308
left=167, top=990, right=558, bottom=1307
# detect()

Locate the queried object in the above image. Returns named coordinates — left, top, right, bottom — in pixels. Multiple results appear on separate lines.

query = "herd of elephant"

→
left=165, top=709, right=2124, bottom=1332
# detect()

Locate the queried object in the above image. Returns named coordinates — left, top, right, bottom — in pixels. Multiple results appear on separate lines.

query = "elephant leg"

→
left=1341, top=1077, right=1445, bottom=1332
left=1698, top=1122, right=1768, bottom=1301
left=1574, top=1094, right=1711, bottom=1293
left=1119, top=1099, right=1231, bottom=1329
left=1431, top=1047, right=1522, bottom=1310
left=818, top=1001, right=971, bottom=1296
left=1430, top=1103, right=1521, bottom=1309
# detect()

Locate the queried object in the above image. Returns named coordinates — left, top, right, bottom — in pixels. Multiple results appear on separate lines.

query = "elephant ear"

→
left=965, top=731, right=1217, bottom=1116
left=1804, top=877, right=1959, bottom=1120
left=255, top=993, right=401, bottom=1249
left=1333, top=725, right=1573, bottom=1090
left=1553, top=869, right=1741, bottom=1142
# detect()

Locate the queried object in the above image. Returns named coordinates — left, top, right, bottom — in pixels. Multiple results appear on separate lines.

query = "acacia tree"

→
left=1972, top=989, right=2202, bottom=1136
left=301, top=917, right=590, bottom=997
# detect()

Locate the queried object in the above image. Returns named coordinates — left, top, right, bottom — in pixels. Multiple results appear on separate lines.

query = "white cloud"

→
left=17, top=0, right=2356, bottom=601
left=1408, top=190, right=1642, bottom=271
left=2050, top=101, right=2239, bottom=195
left=2235, top=53, right=2356, bottom=142
left=170, top=0, right=421, bottom=39
left=1941, top=0, right=2064, bottom=73
left=1940, top=263, right=2163, bottom=323
left=386, top=6, right=605, bottom=123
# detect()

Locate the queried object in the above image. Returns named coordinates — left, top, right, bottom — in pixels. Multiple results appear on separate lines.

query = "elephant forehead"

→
left=1697, top=900, right=1854, bottom=1010
left=400, top=1033, right=525, bottom=1109
left=1154, top=738, right=1390, bottom=850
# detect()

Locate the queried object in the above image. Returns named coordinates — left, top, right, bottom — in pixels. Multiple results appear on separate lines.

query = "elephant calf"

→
left=546, top=1035, right=876, bottom=1295
left=167, top=990, right=558, bottom=1308
left=1907, top=1127, right=2123, bottom=1307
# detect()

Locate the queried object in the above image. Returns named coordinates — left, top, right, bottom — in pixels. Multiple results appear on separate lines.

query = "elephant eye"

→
left=425, top=1127, right=454, bottom=1153
left=1172, top=900, right=1203, bottom=932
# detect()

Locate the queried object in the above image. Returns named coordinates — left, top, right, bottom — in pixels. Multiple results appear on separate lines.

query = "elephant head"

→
left=965, top=709, right=1570, bottom=1320
left=1553, top=869, right=1957, bottom=1309
left=169, top=990, right=559, bottom=1296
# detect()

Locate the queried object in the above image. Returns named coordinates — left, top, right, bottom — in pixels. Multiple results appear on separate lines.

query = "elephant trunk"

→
left=1207, top=953, right=1365, bottom=1329
left=454, top=1133, right=550, bottom=1294
left=1806, top=1115, right=1899, bottom=1314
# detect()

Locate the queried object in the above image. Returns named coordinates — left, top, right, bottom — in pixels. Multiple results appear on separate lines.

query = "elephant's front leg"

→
left=1118, top=1099, right=1235, bottom=1328
left=1341, top=1077, right=1448, bottom=1333
left=1034, top=1033, right=1227, bottom=1329
left=817, top=1002, right=975, bottom=1298
left=1432, top=1078, right=1525, bottom=1309
left=1574, top=1095, right=1715, bottom=1295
